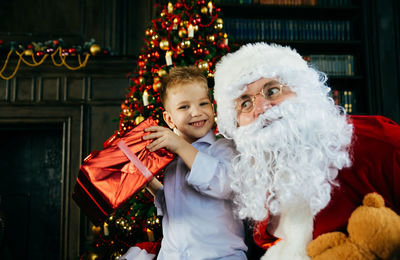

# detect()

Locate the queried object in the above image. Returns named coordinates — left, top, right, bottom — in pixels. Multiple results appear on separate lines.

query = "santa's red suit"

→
left=254, top=115, right=400, bottom=249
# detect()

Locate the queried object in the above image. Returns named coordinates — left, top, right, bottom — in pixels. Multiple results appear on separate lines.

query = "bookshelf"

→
left=216, top=0, right=366, bottom=114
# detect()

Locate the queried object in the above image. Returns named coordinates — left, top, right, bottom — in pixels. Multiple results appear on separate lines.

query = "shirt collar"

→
left=193, top=130, right=216, bottom=145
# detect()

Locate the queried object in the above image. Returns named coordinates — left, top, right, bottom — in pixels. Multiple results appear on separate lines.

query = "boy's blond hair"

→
left=160, top=66, right=209, bottom=106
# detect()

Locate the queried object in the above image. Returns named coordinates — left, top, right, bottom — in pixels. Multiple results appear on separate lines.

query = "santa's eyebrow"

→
left=237, top=94, right=251, bottom=100
left=263, top=80, right=281, bottom=87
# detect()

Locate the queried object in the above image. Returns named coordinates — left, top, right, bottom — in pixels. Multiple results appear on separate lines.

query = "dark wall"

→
left=363, top=0, right=400, bottom=123
left=0, top=0, right=154, bottom=56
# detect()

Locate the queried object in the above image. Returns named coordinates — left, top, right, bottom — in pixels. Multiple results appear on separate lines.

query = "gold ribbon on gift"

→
left=0, top=47, right=90, bottom=80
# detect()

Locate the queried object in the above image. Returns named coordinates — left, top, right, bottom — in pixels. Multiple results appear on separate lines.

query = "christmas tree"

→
left=81, top=1, right=233, bottom=259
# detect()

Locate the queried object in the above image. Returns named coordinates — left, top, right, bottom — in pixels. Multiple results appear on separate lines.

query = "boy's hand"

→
left=143, top=126, right=186, bottom=153
left=144, top=126, right=198, bottom=169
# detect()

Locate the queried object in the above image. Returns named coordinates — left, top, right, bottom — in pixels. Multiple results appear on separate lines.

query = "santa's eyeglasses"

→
left=234, top=82, right=285, bottom=113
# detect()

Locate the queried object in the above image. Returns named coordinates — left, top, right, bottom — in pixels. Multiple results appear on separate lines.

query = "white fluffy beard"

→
left=230, top=95, right=353, bottom=221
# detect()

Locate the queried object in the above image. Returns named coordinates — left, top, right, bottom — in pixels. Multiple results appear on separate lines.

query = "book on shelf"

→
left=224, top=18, right=352, bottom=41
left=331, top=89, right=355, bottom=113
left=303, top=54, right=355, bottom=76
left=215, top=0, right=352, bottom=6
left=259, top=0, right=316, bottom=5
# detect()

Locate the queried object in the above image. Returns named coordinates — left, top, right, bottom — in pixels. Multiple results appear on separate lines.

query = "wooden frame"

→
left=0, top=105, right=83, bottom=260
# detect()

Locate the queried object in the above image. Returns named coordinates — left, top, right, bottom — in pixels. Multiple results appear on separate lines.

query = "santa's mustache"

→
left=234, top=100, right=295, bottom=143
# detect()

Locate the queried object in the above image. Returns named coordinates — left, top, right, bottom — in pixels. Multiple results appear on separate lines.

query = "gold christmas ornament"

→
left=145, top=29, right=153, bottom=36
left=111, top=252, right=122, bottom=260
left=158, top=69, right=167, bottom=77
left=216, top=18, right=223, bottom=25
left=194, top=25, right=199, bottom=32
left=153, top=81, right=162, bottom=91
left=180, top=20, right=189, bottom=28
left=91, top=225, right=102, bottom=236
left=201, top=6, right=208, bottom=14
left=207, top=72, right=214, bottom=78
left=86, top=252, right=99, bottom=260
left=123, top=108, right=132, bottom=117
left=197, top=60, right=209, bottom=70
left=176, top=46, right=184, bottom=54
left=138, top=76, right=145, bottom=84
left=178, top=28, right=187, bottom=38
left=153, top=76, right=161, bottom=91
left=24, top=49, right=34, bottom=56
left=151, top=34, right=159, bottom=41
left=214, top=23, right=223, bottom=30
left=180, top=39, right=191, bottom=49
left=89, top=44, right=101, bottom=55
left=206, top=35, right=215, bottom=42
left=159, top=39, right=169, bottom=50
left=135, top=115, right=145, bottom=125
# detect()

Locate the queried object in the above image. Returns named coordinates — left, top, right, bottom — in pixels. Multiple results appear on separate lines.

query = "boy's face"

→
left=163, top=81, right=214, bottom=143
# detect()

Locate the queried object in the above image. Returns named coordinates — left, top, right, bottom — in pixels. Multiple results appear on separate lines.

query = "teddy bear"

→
left=307, top=192, right=400, bottom=260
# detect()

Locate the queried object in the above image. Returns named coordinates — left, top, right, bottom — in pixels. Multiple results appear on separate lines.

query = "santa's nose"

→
left=254, top=95, right=272, bottom=116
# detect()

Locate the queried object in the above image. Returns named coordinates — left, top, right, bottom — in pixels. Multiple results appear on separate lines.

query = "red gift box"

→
left=72, top=118, right=174, bottom=226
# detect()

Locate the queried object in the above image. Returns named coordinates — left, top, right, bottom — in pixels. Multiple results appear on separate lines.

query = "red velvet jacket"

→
left=254, top=115, right=400, bottom=249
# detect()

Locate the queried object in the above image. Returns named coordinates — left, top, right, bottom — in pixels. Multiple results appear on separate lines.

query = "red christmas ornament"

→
left=152, top=51, right=160, bottom=59
left=68, top=48, right=76, bottom=54
left=27, top=44, right=33, bottom=49
left=151, top=51, right=160, bottom=62
left=194, top=14, right=201, bottom=24
left=53, top=40, right=59, bottom=46
left=0, top=39, right=3, bottom=45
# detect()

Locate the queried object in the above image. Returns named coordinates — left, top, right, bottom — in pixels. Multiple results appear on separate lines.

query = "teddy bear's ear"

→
left=363, top=192, right=385, bottom=208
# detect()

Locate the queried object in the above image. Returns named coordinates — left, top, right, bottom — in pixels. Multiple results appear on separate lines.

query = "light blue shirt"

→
left=155, top=131, right=247, bottom=260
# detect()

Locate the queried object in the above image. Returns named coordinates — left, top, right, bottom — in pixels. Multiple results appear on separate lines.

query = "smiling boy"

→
left=143, top=66, right=247, bottom=260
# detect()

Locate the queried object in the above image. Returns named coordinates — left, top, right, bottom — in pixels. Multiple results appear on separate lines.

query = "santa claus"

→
left=213, top=42, right=400, bottom=259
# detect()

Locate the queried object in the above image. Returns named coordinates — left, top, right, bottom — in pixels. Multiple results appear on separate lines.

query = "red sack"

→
left=72, top=118, right=174, bottom=226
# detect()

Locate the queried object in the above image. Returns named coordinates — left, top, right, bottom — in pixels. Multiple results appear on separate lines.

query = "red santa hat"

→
left=214, top=42, right=320, bottom=138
